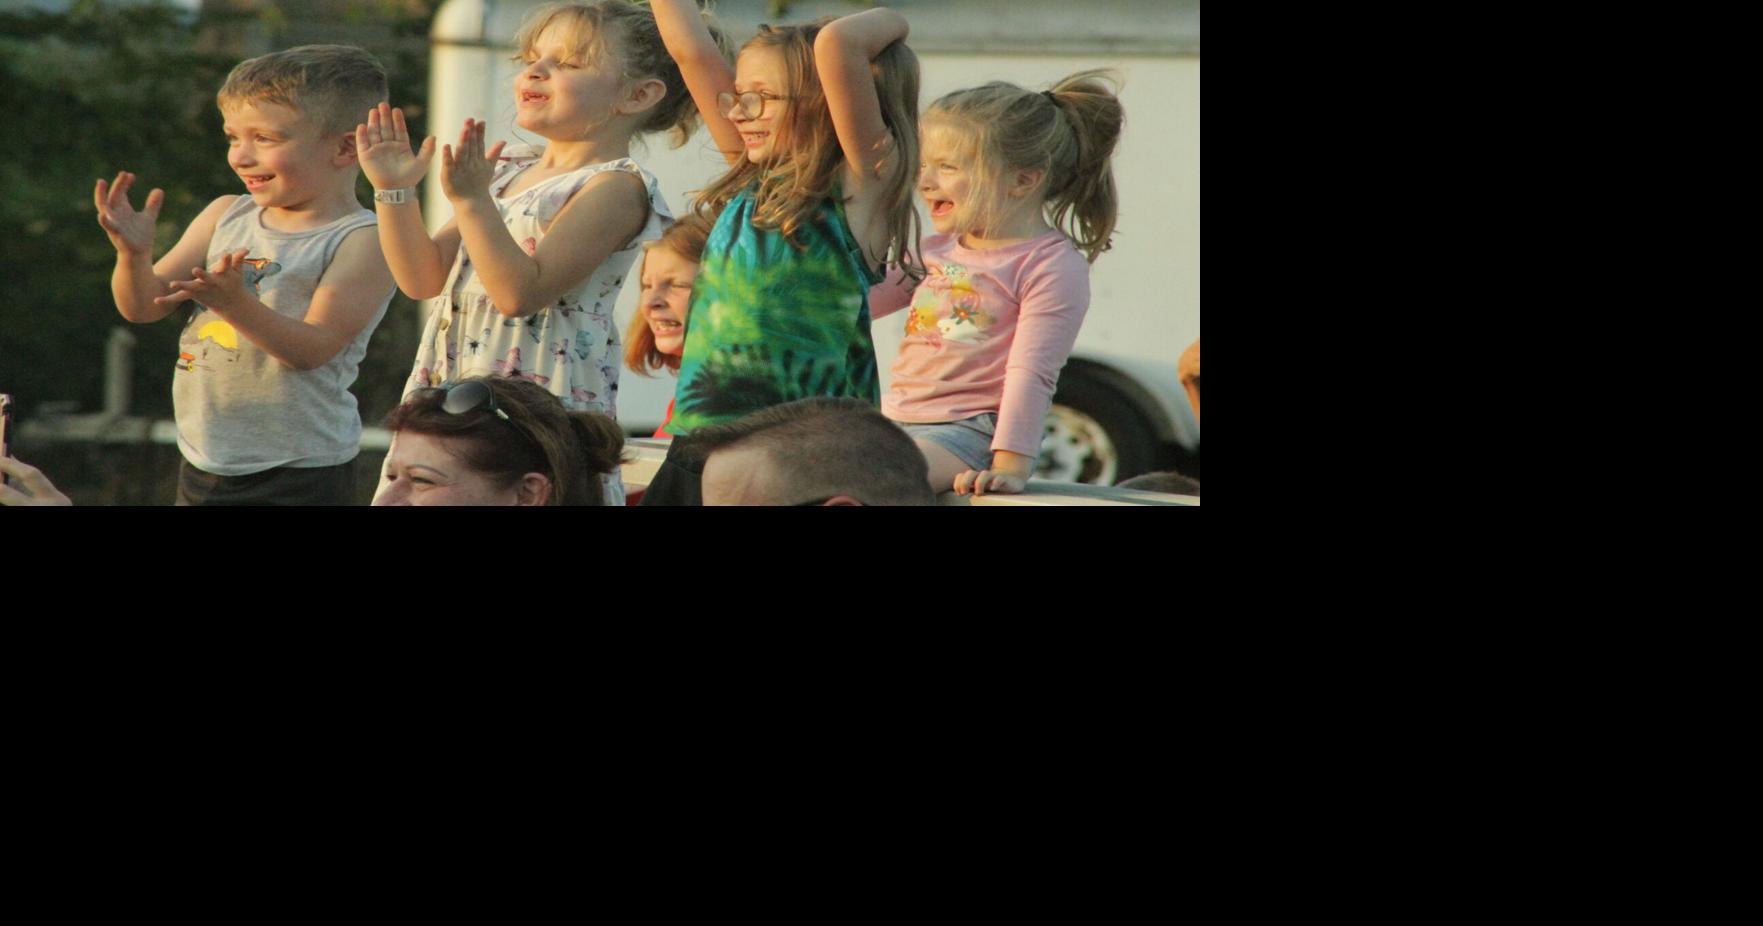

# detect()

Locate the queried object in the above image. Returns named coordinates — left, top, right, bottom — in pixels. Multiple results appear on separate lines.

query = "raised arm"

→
left=445, top=121, right=648, bottom=317
left=652, top=0, right=743, bottom=164
left=96, top=173, right=234, bottom=324
left=357, top=103, right=460, bottom=298
left=155, top=227, right=394, bottom=371
left=814, top=7, right=908, bottom=196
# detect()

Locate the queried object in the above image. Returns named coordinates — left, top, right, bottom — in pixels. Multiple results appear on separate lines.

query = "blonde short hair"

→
left=217, top=44, right=387, bottom=135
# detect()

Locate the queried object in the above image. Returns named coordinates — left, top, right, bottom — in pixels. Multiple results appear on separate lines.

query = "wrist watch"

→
left=373, top=187, right=413, bottom=204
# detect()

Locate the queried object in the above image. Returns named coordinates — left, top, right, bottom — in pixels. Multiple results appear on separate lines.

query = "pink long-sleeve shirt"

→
left=870, top=231, right=1090, bottom=457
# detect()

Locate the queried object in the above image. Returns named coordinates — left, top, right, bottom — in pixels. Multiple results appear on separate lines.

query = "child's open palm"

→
left=94, top=171, right=163, bottom=257
left=355, top=102, right=436, bottom=192
left=439, top=118, right=505, bottom=203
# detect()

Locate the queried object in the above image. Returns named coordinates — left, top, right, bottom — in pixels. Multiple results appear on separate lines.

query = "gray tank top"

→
left=172, top=196, right=391, bottom=475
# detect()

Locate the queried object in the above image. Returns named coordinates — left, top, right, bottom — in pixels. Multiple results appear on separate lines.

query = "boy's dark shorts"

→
left=177, top=458, right=356, bottom=506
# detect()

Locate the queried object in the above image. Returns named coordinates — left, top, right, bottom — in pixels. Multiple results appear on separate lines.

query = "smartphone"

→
left=0, top=393, right=13, bottom=488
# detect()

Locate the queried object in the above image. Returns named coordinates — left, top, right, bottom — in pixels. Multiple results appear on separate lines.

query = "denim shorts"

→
left=897, top=413, right=998, bottom=472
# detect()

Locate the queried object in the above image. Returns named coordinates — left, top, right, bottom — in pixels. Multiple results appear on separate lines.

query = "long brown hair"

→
left=514, top=1, right=730, bottom=148
left=386, top=378, right=626, bottom=506
left=624, top=215, right=713, bottom=374
left=692, top=19, right=921, bottom=274
left=925, top=69, right=1124, bottom=262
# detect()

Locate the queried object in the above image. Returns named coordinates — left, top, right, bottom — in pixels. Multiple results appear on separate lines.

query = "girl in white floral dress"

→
left=357, top=1, right=721, bottom=503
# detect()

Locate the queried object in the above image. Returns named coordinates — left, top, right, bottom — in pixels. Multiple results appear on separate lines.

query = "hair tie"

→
left=1042, top=89, right=1059, bottom=105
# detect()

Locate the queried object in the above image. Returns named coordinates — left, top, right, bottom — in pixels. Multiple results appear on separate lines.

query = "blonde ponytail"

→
left=924, top=69, right=1124, bottom=263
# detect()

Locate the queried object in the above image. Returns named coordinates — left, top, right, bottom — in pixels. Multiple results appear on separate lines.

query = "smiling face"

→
left=514, top=20, right=625, bottom=141
left=639, top=244, right=698, bottom=357
left=730, top=46, right=791, bottom=163
left=222, top=100, right=341, bottom=214
left=918, top=123, right=980, bottom=236
left=376, top=431, right=541, bottom=506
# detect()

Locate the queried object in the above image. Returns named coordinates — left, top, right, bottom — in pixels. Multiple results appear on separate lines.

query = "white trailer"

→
left=427, top=0, right=1199, bottom=483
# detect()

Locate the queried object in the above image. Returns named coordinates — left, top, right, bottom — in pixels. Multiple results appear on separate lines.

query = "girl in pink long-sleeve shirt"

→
left=869, top=70, right=1124, bottom=495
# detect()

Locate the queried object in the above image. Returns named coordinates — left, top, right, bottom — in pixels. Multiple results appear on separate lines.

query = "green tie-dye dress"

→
left=667, top=187, right=884, bottom=434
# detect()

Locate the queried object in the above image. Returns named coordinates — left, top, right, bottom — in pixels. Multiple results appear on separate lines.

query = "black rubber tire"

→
left=1045, top=366, right=1161, bottom=484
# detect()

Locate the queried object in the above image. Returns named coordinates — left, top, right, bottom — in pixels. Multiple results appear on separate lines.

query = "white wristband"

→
left=372, top=187, right=414, bottom=204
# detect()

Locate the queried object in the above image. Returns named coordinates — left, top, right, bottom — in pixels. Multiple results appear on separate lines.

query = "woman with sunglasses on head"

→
left=376, top=376, right=625, bottom=506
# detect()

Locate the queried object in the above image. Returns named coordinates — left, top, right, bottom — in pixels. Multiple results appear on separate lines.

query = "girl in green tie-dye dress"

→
left=667, top=186, right=883, bottom=433
left=653, top=3, right=923, bottom=438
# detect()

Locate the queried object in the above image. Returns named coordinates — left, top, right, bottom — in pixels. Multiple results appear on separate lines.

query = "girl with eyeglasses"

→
left=376, top=377, right=625, bottom=506
left=651, top=1, right=921, bottom=437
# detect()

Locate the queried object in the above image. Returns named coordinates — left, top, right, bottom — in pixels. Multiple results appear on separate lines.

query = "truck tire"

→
left=1039, top=365, right=1160, bottom=485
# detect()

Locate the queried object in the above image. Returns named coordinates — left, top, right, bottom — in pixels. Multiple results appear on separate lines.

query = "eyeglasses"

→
left=717, top=90, right=790, bottom=120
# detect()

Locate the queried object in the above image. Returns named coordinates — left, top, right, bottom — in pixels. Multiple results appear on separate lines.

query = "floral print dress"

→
left=405, top=146, right=671, bottom=417
left=403, top=146, right=670, bottom=504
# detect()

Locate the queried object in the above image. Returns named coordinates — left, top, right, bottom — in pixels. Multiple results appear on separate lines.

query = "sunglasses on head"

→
left=411, top=380, right=548, bottom=457
left=416, top=379, right=510, bottom=420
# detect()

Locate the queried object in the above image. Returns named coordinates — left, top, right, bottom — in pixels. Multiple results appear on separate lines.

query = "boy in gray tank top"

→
left=94, top=45, right=396, bottom=505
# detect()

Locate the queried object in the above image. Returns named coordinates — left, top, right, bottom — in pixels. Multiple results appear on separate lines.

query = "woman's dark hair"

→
left=386, top=377, right=626, bottom=506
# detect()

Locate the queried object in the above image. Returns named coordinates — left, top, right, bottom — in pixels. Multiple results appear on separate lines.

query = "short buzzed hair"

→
left=217, top=44, right=388, bottom=135
left=696, top=398, right=935, bottom=506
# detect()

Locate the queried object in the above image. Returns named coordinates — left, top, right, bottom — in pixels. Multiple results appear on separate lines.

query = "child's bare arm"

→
left=652, top=0, right=743, bottom=164
left=157, top=227, right=393, bottom=371
left=378, top=201, right=461, bottom=300
left=815, top=8, right=909, bottom=196
left=868, top=265, right=919, bottom=320
left=356, top=103, right=459, bottom=298
left=955, top=256, right=1090, bottom=497
left=444, top=121, right=648, bottom=318
left=96, top=173, right=232, bottom=323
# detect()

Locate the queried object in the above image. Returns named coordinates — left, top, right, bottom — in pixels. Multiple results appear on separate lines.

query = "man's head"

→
left=697, top=398, right=935, bottom=506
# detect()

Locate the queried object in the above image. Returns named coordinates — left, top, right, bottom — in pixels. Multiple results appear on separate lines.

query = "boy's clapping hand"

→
left=356, top=102, right=436, bottom=192
left=94, top=171, right=164, bottom=257
left=157, top=249, right=255, bottom=313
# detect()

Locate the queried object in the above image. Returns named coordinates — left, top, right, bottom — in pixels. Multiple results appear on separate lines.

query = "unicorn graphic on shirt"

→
left=938, top=313, right=984, bottom=344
